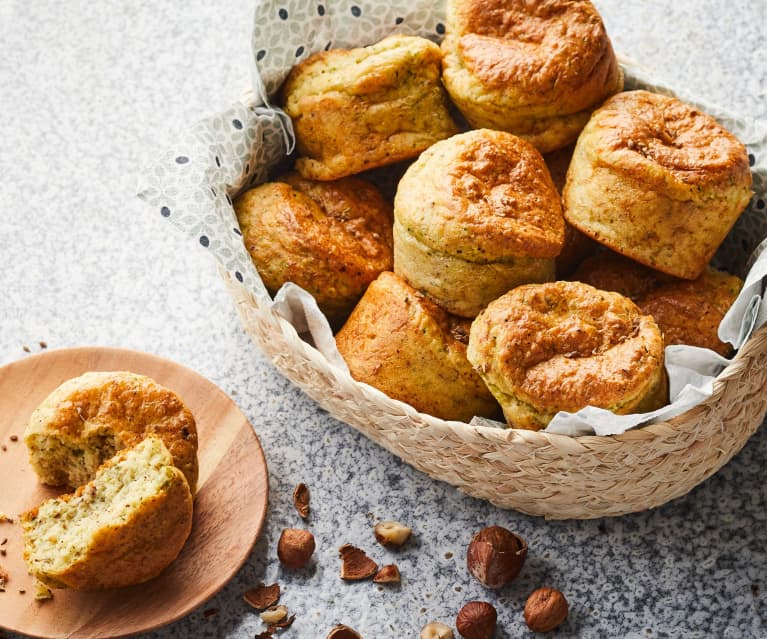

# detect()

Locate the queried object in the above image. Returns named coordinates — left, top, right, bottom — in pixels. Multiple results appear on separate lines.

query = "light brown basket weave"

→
left=223, top=269, right=767, bottom=519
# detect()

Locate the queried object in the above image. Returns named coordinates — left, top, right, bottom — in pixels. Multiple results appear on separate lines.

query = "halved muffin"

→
left=21, top=437, right=193, bottom=590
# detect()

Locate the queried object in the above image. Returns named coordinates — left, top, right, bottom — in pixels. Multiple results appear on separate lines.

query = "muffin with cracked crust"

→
left=25, top=371, right=198, bottom=492
left=564, top=90, right=753, bottom=280
left=21, top=437, right=193, bottom=590
left=336, top=271, right=500, bottom=423
left=573, top=251, right=743, bottom=356
left=235, top=172, right=393, bottom=326
left=467, top=281, right=667, bottom=430
left=281, top=34, right=459, bottom=181
left=394, top=128, right=565, bottom=318
left=441, top=0, right=623, bottom=153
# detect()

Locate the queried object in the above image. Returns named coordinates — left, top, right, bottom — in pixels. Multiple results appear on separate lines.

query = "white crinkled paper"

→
left=137, top=0, right=767, bottom=437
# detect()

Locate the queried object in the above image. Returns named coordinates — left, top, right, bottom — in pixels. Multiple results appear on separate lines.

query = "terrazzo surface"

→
left=1, top=1, right=766, bottom=637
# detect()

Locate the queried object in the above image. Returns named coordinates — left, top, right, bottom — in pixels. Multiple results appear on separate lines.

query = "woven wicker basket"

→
left=223, top=267, right=767, bottom=520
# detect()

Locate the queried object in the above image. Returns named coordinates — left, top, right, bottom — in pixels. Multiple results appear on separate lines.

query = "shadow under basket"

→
left=222, top=269, right=767, bottom=520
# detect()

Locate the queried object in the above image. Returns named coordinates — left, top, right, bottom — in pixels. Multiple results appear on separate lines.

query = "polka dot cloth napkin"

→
left=136, top=0, right=767, bottom=436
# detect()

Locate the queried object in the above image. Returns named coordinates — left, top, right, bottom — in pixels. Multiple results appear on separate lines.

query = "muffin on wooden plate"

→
left=25, top=371, right=198, bottom=492
left=441, top=0, right=623, bottom=153
left=564, top=90, right=753, bottom=280
left=336, top=271, right=499, bottom=423
left=468, top=281, right=667, bottom=430
left=281, top=34, right=458, bottom=181
left=21, top=437, right=193, bottom=590
left=235, top=172, right=393, bottom=327
left=394, top=128, right=564, bottom=318
left=573, top=251, right=743, bottom=356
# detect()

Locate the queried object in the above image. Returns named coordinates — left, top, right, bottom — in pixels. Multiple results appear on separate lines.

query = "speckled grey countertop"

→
left=1, top=1, right=765, bottom=638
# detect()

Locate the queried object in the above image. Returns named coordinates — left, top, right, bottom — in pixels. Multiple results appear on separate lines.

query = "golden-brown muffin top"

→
left=281, top=34, right=443, bottom=107
left=639, top=269, right=742, bottom=356
left=395, top=129, right=564, bottom=261
left=469, top=281, right=664, bottom=412
left=278, top=172, right=394, bottom=264
left=235, top=173, right=393, bottom=321
left=586, top=90, right=752, bottom=193
left=445, top=0, right=618, bottom=111
left=25, top=371, right=199, bottom=492
left=572, top=252, right=743, bottom=355
left=336, top=271, right=498, bottom=422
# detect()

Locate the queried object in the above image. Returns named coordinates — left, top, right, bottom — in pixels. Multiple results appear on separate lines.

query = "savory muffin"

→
left=21, top=437, right=193, bottom=590
left=25, top=371, right=198, bottom=492
left=441, top=0, right=623, bottom=153
left=235, top=172, right=393, bottom=326
left=281, top=34, right=459, bottom=181
left=543, top=144, right=597, bottom=277
left=394, top=129, right=565, bottom=318
left=467, top=281, right=667, bottom=430
left=564, top=90, right=753, bottom=279
left=573, top=251, right=743, bottom=356
left=336, top=271, right=500, bottom=423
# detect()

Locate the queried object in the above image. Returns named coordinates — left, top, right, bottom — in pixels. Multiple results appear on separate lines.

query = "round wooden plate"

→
left=0, top=347, right=269, bottom=639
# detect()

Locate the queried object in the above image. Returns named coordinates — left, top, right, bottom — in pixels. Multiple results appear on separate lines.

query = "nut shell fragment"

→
left=293, top=482, right=310, bottom=519
left=339, top=544, right=379, bottom=580
left=243, top=582, right=281, bottom=610
left=327, top=624, right=363, bottom=639
left=372, top=564, right=401, bottom=584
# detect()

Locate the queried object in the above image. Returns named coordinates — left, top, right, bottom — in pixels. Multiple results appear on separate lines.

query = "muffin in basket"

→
left=441, top=0, right=623, bottom=153
left=280, top=34, right=458, bottom=181
left=543, top=143, right=597, bottom=277
left=573, top=251, right=743, bottom=356
left=234, top=172, right=394, bottom=327
left=24, top=371, right=198, bottom=492
left=394, top=128, right=564, bottom=318
left=21, top=436, right=193, bottom=590
left=336, top=271, right=500, bottom=423
left=564, top=90, right=753, bottom=280
left=468, top=281, right=668, bottom=430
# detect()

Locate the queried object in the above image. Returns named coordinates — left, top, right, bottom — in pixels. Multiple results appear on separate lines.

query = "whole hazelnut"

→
left=524, top=587, right=568, bottom=633
left=455, top=601, right=496, bottom=639
left=277, top=528, right=315, bottom=569
left=466, top=526, right=527, bottom=588
left=420, top=621, right=454, bottom=639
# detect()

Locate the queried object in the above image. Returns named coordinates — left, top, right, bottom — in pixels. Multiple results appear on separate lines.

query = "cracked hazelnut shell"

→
left=467, top=525, right=527, bottom=588
left=339, top=544, right=378, bottom=580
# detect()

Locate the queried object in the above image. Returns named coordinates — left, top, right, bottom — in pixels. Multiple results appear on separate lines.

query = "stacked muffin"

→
left=21, top=372, right=198, bottom=589
left=235, top=0, right=751, bottom=430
